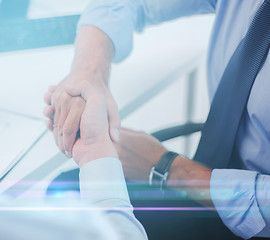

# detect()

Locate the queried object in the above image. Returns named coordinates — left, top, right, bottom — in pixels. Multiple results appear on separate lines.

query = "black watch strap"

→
left=149, top=151, right=179, bottom=189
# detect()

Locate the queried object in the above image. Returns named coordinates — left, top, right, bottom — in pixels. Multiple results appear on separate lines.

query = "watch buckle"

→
left=149, top=167, right=168, bottom=189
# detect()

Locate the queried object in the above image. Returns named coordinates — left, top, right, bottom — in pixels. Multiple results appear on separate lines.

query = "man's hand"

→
left=65, top=81, right=118, bottom=167
left=115, top=128, right=167, bottom=181
left=43, top=26, right=120, bottom=158
left=44, top=80, right=86, bottom=158
left=115, top=128, right=213, bottom=206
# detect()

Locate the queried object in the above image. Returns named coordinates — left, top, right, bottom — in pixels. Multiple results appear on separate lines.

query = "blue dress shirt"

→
left=77, top=0, right=270, bottom=239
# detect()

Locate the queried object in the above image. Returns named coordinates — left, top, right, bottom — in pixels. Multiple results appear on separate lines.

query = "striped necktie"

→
left=194, top=0, right=270, bottom=168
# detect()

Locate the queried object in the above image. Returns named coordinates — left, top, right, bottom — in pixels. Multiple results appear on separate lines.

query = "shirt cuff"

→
left=210, top=169, right=266, bottom=239
left=77, top=0, right=135, bottom=63
left=255, top=174, right=270, bottom=237
left=79, top=158, right=130, bottom=205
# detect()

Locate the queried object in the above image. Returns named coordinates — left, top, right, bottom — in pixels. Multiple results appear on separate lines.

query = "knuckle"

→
left=52, top=90, right=69, bottom=105
left=57, top=94, right=71, bottom=109
left=61, top=92, right=71, bottom=103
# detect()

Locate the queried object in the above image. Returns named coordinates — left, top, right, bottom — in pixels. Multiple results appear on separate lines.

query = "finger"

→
left=65, top=82, right=84, bottom=97
left=43, top=105, right=54, bottom=119
left=46, top=120, right=54, bottom=131
left=54, top=122, right=64, bottom=154
left=53, top=98, right=61, bottom=125
left=56, top=101, right=71, bottom=154
left=107, top=99, right=121, bottom=142
left=63, top=99, right=85, bottom=157
left=65, top=81, right=95, bottom=100
left=48, top=85, right=57, bottom=93
left=44, top=91, right=53, bottom=105
left=57, top=129, right=64, bottom=154
left=53, top=105, right=61, bottom=150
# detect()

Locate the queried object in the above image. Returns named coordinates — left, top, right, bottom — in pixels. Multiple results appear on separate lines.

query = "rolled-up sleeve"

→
left=77, top=0, right=217, bottom=62
left=255, top=174, right=270, bottom=237
left=210, top=169, right=269, bottom=239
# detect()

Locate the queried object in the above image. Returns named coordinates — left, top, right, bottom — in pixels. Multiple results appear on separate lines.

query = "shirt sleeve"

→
left=77, top=0, right=217, bottom=62
left=0, top=201, right=120, bottom=240
left=210, top=169, right=270, bottom=239
left=255, top=174, right=270, bottom=237
left=79, top=157, right=148, bottom=240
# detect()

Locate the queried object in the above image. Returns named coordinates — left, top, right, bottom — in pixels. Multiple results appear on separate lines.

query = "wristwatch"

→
left=149, top=151, right=179, bottom=190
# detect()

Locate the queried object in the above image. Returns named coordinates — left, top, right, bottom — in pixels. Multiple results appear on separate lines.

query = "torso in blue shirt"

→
left=78, top=0, right=270, bottom=174
left=79, top=0, right=270, bottom=175
left=78, top=0, right=270, bottom=237
left=208, top=0, right=270, bottom=174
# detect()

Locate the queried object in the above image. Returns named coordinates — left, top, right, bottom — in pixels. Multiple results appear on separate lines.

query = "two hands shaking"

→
left=44, top=80, right=118, bottom=167
left=43, top=26, right=166, bottom=178
left=42, top=27, right=212, bottom=208
left=43, top=78, right=166, bottom=178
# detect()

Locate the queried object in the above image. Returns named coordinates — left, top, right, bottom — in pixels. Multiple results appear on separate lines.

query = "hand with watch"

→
left=115, top=128, right=212, bottom=206
left=115, top=128, right=179, bottom=189
left=149, top=151, right=179, bottom=190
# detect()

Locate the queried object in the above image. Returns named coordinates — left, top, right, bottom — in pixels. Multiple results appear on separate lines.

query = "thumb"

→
left=107, top=97, right=121, bottom=142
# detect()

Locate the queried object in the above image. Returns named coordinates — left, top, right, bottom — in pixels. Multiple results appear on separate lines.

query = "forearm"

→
left=69, top=25, right=114, bottom=88
left=78, top=0, right=217, bottom=63
left=210, top=169, right=267, bottom=239
left=166, top=156, right=270, bottom=238
left=167, top=155, right=213, bottom=207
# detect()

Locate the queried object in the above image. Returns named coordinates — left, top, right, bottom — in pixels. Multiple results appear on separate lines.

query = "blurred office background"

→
left=0, top=0, right=214, bottom=196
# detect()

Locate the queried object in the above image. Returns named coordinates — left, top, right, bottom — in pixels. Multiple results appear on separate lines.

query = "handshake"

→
left=43, top=76, right=166, bottom=181
left=43, top=80, right=118, bottom=167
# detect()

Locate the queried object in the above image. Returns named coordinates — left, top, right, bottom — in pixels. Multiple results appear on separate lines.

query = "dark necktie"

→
left=194, top=0, right=270, bottom=168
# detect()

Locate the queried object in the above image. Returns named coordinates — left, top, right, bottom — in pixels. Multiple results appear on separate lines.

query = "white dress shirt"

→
left=0, top=158, right=148, bottom=240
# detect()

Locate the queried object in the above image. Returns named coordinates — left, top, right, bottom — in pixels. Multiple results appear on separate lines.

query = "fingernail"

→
left=114, top=129, right=120, bottom=142
left=65, top=151, right=72, bottom=158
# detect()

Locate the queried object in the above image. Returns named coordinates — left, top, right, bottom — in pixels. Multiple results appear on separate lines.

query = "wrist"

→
left=69, top=25, right=114, bottom=88
left=167, top=155, right=188, bottom=187
left=67, top=69, right=109, bottom=90
left=75, top=136, right=118, bottom=168
left=149, top=151, right=179, bottom=190
left=168, top=156, right=212, bottom=187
